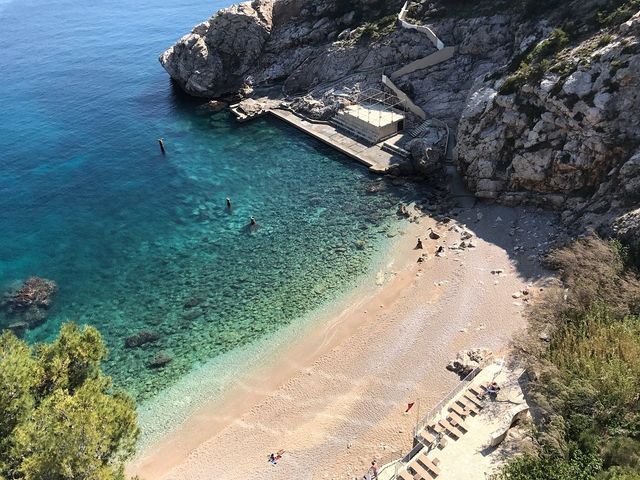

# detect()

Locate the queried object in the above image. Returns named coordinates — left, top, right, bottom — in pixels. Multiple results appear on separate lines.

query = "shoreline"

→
left=129, top=198, right=558, bottom=480
left=128, top=208, right=425, bottom=477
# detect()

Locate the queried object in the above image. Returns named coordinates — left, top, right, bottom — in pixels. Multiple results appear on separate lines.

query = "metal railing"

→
left=413, top=358, right=491, bottom=439
left=375, top=459, right=402, bottom=480
left=397, top=1, right=445, bottom=50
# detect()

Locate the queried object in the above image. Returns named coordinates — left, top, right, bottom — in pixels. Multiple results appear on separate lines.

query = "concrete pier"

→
left=269, top=109, right=402, bottom=173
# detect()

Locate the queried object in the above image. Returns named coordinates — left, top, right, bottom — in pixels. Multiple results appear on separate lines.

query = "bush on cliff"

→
left=0, top=323, right=139, bottom=480
left=496, top=237, right=640, bottom=480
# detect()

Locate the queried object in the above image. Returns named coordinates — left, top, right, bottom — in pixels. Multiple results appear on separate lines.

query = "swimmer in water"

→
left=245, top=216, right=260, bottom=233
left=226, top=197, right=232, bottom=209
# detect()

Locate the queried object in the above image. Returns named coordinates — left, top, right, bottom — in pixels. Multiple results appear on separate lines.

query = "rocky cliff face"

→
left=161, top=0, right=640, bottom=249
left=160, top=0, right=410, bottom=97
left=456, top=10, right=640, bottom=231
left=160, top=1, right=275, bottom=96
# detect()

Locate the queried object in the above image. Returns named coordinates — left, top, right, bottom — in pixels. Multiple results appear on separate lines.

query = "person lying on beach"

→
left=269, top=450, right=285, bottom=465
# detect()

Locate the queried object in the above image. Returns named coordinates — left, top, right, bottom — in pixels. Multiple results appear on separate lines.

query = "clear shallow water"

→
left=0, top=0, right=422, bottom=400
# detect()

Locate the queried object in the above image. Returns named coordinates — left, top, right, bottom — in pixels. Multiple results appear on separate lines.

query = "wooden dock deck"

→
left=268, top=109, right=402, bottom=174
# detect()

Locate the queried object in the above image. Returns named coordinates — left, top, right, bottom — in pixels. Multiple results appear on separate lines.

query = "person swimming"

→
left=244, top=216, right=260, bottom=233
left=226, top=197, right=232, bottom=209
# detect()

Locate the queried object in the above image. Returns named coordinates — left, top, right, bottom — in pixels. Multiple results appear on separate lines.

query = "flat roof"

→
left=343, top=103, right=404, bottom=128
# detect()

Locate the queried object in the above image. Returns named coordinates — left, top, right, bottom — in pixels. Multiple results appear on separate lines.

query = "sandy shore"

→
left=129, top=194, right=557, bottom=480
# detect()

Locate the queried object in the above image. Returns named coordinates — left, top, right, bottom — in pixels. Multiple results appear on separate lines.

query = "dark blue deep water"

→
left=0, top=0, right=416, bottom=400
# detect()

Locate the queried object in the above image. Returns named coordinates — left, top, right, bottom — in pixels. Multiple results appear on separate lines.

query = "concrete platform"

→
left=269, top=108, right=402, bottom=173
left=386, top=360, right=531, bottom=480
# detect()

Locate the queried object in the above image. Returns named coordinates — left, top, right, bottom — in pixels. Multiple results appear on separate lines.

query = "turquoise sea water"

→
left=0, top=0, right=421, bottom=400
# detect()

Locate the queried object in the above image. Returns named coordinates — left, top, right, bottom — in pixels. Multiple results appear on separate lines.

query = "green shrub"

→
left=498, top=236, right=640, bottom=479
left=496, top=449, right=603, bottom=480
left=598, top=0, right=640, bottom=27
left=499, top=29, right=570, bottom=94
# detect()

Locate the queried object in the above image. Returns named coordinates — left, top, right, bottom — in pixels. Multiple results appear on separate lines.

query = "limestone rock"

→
left=407, top=138, right=446, bottom=177
left=612, top=208, right=640, bottom=257
left=562, top=70, right=593, bottom=97
left=620, top=152, right=640, bottom=198
left=201, top=100, right=228, bottom=112
left=456, top=9, right=640, bottom=217
left=159, top=1, right=275, bottom=97
left=446, top=348, right=492, bottom=377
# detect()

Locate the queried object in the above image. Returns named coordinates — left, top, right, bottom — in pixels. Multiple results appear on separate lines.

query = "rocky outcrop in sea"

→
left=1, top=276, right=57, bottom=333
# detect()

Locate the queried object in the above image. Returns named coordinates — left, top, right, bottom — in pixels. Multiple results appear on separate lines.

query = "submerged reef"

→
left=1, top=276, right=57, bottom=334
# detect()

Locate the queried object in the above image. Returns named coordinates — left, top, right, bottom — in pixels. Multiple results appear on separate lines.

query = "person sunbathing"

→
left=269, top=450, right=285, bottom=465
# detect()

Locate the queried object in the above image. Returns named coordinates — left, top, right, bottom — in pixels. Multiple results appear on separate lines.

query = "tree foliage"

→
left=0, top=323, right=139, bottom=480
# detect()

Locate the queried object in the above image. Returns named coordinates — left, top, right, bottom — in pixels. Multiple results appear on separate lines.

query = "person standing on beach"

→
left=368, top=461, right=378, bottom=479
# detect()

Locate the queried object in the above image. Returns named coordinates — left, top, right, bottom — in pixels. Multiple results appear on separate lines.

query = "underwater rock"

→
left=148, top=352, right=172, bottom=369
left=183, top=309, right=203, bottom=321
left=6, top=321, right=28, bottom=337
left=8, top=276, right=57, bottom=312
left=366, top=181, right=385, bottom=194
left=183, top=297, right=203, bottom=308
left=124, top=330, right=161, bottom=348
left=2, top=276, right=57, bottom=329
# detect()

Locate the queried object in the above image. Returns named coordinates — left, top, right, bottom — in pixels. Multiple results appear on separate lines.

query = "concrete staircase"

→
left=379, top=2, right=454, bottom=150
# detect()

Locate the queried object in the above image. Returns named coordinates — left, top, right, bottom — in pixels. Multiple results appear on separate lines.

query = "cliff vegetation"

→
left=496, top=237, right=640, bottom=480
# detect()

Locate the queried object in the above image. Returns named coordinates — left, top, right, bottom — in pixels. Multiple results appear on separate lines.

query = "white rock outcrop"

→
left=446, top=348, right=492, bottom=377
left=160, top=1, right=275, bottom=97
left=456, top=11, right=640, bottom=218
